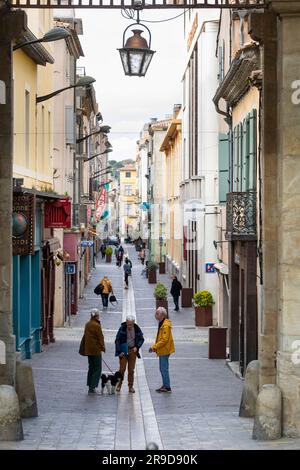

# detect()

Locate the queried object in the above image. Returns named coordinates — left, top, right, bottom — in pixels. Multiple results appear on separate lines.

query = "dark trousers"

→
left=141, top=258, right=145, bottom=265
left=101, top=293, right=109, bottom=307
left=124, top=273, right=129, bottom=286
left=172, top=295, right=179, bottom=310
left=87, top=355, right=102, bottom=390
left=101, top=252, right=105, bottom=259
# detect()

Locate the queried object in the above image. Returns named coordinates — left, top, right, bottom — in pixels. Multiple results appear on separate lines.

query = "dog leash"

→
left=102, top=358, right=114, bottom=374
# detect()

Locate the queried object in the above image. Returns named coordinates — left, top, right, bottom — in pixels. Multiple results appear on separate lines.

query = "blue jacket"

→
left=115, top=322, right=144, bottom=358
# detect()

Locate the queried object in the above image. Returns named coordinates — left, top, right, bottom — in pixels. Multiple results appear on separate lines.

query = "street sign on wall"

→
left=65, top=263, right=76, bottom=275
left=205, top=263, right=217, bottom=273
left=80, top=240, right=94, bottom=247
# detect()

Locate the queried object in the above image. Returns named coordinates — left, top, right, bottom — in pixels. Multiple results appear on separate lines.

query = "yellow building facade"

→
left=119, top=165, right=138, bottom=240
left=13, top=10, right=54, bottom=190
left=160, top=113, right=182, bottom=275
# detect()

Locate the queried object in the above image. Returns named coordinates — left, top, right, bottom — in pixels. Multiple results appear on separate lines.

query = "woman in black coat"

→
left=170, top=276, right=182, bottom=311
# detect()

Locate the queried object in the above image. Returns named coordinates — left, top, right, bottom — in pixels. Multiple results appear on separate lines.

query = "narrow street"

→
left=1, top=246, right=299, bottom=450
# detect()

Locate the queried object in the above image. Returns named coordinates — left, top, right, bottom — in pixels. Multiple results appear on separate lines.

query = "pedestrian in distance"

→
left=79, top=309, right=105, bottom=395
left=149, top=307, right=175, bottom=393
left=115, top=315, right=144, bottom=393
left=100, top=243, right=106, bottom=260
left=139, top=247, right=146, bottom=265
left=170, top=275, right=182, bottom=311
left=123, top=258, right=132, bottom=289
left=99, top=275, right=113, bottom=309
left=117, top=245, right=124, bottom=266
left=114, top=246, right=121, bottom=267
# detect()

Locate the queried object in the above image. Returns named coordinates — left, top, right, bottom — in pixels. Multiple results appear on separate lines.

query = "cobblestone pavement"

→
left=1, top=245, right=300, bottom=450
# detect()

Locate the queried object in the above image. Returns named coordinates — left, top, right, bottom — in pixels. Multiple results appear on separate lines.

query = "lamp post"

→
left=83, top=148, right=113, bottom=163
left=118, top=10, right=155, bottom=77
left=36, top=75, right=95, bottom=103
left=13, top=27, right=70, bottom=51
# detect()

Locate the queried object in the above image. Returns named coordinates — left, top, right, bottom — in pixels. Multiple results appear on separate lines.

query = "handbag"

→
left=79, top=335, right=86, bottom=356
left=109, top=294, right=117, bottom=304
left=94, top=283, right=104, bottom=295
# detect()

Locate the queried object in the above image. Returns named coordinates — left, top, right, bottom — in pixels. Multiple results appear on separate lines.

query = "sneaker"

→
left=155, top=386, right=164, bottom=393
left=129, top=387, right=135, bottom=393
left=88, top=389, right=95, bottom=394
left=157, top=387, right=172, bottom=393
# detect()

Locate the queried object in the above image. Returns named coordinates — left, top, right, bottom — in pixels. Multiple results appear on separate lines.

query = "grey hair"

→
left=126, top=314, right=135, bottom=322
left=91, top=308, right=100, bottom=318
left=156, top=307, right=168, bottom=318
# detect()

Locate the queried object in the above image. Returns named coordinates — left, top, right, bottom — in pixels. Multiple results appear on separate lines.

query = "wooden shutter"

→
left=219, top=133, right=230, bottom=203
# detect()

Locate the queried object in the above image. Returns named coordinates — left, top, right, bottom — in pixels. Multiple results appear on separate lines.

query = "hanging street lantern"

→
left=118, top=16, right=155, bottom=77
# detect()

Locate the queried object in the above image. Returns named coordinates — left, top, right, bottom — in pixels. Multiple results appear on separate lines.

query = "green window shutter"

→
left=233, top=126, right=238, bottom=192
left=242, top=119, right=248, bottom=192
left=248, top=109, right=257, bottom=190
left=219, top=133, right=230, bottom=203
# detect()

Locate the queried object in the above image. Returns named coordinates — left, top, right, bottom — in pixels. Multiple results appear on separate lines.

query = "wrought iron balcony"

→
left=225, top=191, right=257, bottom=241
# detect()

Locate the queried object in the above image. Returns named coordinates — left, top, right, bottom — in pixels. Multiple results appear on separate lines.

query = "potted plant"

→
left=147, top=261, right=157, bottom=284
left=193, top=290, right=214, bottom=327
left=105, top=246, right=113, bottom=263
left=154, top=283, right=168, bottom=314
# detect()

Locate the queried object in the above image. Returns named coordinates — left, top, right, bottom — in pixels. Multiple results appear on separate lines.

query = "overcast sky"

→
left=76, top=9, right=185, bottom=161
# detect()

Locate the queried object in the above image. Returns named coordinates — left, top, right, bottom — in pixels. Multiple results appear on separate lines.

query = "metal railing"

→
left=225, top=190, right=257, bottom=240
left=10, top=0, right=266, bottom=9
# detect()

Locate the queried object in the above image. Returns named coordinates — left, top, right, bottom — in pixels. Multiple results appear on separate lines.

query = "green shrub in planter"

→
left=105, top=246, right=113, bottom=256
left=147, top=261, right=158, bottom=272
left=154, top=283, right=168, bottom=301
left=193, top=290, right=214, bottom=307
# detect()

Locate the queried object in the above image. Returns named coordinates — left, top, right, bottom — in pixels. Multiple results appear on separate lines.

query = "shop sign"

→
left=44, top=199, right=71, bottom=228
left=13, top=193, right=35, bottom=256
left=65, top=263, right=76, bottom=275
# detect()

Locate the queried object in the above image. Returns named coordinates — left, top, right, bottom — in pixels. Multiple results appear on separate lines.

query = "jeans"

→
left=87, top=355, right=102, bottom=390
left=101, top=293, right=109, bottom=307
left=172, top=295, right=179, bottom=310
left=159, top=354, right=171, bottom=389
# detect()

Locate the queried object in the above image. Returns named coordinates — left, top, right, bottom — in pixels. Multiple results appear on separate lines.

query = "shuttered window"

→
left=232, top=109, right=257, bottom=192
left=219, top=133, right=230, bottom=203
left=65, top=105, right=75, bottom=145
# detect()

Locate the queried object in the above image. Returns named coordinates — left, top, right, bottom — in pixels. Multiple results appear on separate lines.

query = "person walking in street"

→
left=117, top=245, right=124, bottom=267
left=79, top=309, right=105, bottom=395
left=170, top=275, right=182, bottom=311
left=123, top=258, right=132, bottom=289
left=100, top=243, right=106, bottom=260
left=149, top=307, right=175, bottom=393
left=139, top=247, right=146, bottom=265
left=99, top=275, right=113, bottom=309
left=115, top=246, right=121, bottom=267
left=115, top=315, right=144, bottom=393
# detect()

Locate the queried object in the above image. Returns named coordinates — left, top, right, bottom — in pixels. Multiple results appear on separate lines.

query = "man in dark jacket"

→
left=170, top=275, right=182, bottom=311
left=123, top=258, right=132, bottom=289
left=79, top=309, right=105, bottom=395
left=115, top=315, right=144, bottom=393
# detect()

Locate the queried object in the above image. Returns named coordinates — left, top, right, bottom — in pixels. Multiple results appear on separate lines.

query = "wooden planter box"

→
left=208, top=327, right=227, bottom=359
left=181, top=288, right=193, bottom=308
left=148, top=270, right=157, bottom=284
left=105, top=254, right=112, bottom=263
left=195, top=306, right=213, bottom=327
left=156, top=299, right=168, bottom=315
left=159, top=262, right=165, bottom=274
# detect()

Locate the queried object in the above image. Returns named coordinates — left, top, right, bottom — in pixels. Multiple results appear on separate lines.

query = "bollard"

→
left=252, top=384, right=282, bottom=440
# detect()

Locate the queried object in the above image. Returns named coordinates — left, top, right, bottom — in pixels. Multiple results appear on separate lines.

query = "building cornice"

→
left=17, top=29, right=54, bottom=66
left=160, top=119, right=181, bottom=152
left=213, top=42, right=260, bottom=108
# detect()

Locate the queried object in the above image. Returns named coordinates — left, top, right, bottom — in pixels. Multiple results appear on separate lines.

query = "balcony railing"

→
left=11, top=0, right=266, bottom=8
left=225, top=191, right=257, bottom=241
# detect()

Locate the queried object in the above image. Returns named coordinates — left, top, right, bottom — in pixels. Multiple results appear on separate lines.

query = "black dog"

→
left=101, top=371, right=123, bottom=395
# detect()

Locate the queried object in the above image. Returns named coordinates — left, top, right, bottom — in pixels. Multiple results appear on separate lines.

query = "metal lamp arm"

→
left=36, top=85, right=75, bottom=103
left=13, top=38, right=41, bottom=51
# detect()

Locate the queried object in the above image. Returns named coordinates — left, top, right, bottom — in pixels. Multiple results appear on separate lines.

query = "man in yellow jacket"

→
left=149, top=307, right=175, bottom=393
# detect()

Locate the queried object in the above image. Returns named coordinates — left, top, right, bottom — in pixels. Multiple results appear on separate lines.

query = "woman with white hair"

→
left=149, top=307, right=175, bottom=393
left=79, top=309, right=105, bottom=395
left=114, top=314, right=144, bottom=393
